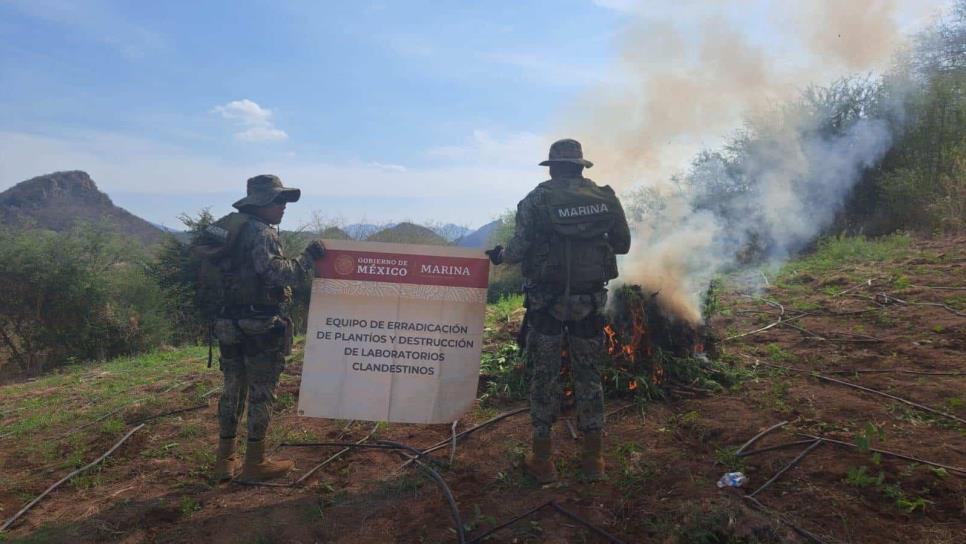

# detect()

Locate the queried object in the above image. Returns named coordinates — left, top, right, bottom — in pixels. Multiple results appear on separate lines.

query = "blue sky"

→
left=0, top=0, right=950, bottom=230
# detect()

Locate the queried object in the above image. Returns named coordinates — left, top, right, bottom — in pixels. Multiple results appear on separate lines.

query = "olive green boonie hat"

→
left=232, top=174, right=301, bottom=210
left=539, top=138, right=593, bottom=168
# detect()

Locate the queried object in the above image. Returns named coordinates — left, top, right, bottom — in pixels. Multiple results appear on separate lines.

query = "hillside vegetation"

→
left=0, top=234, right=962, bottom=543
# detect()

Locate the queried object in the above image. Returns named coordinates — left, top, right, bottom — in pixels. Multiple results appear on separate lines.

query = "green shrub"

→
left=0, top=223, right=172, bottom=374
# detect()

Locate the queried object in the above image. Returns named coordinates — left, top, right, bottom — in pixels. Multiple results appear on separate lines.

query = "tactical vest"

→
left=192, top=213, right=279, bottom=317
left=522, top=178, right=620, bottom=291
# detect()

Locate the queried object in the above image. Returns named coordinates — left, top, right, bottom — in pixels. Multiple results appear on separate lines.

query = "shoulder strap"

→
left=194, top=213, right=251, bottom=259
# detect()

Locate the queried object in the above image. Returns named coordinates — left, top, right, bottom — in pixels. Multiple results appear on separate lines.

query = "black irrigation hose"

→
left=741, top=496, right=834, bottom=544
left=1, top=424, right=146, bottom=532
left=243, top=424, right=381, bottom=488
left=797, top=433, right=966, bottom=476
left=467, top=501, right=551, bottom=543
left=378, top=440, right=465, bottom=544
left=737, top=439, right=817, bottom=458
left=548, top=502, right=626, bottom=543
left=399, top=406, right=530, bottom=469
left=749, top=439, right=824, bottom=497
left=264, top=439, right=466, bottom=543
left=814, top=374, right=966, bottom=425
left=734, top=421, right=788, bottom=455
left=751, top=360, right=966, bottom=425
left=821, top=369, right=966, bottom=376
left=129, top=403, right=209, bottom=425
left=279, top=441, right=403, bottom=450
left=603, top=402, right=643, bottom=421
left=421, top=406, right=529, bottom=455
left=466, top=500, right=626, bottom=544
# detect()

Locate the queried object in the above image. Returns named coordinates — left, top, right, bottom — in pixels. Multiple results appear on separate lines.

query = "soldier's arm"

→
left=251, top=227, right=314, bottom=285
left=608, top=197, right=632, bottom=255
left=502, top=193, right=539, bottom=265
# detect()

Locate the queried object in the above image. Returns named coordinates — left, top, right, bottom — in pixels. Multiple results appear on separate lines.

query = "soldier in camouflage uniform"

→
left=209, top=175, right=326, bottom=483
left=487, top=139, right=631, bottom=482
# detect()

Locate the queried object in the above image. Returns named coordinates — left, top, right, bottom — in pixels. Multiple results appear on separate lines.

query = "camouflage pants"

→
left=216, top=319, right=287, bottom=443
left=526, top=308, right=605, bottom=439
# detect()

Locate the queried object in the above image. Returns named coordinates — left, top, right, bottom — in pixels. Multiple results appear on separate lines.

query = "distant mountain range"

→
left=0, top=171, right=503, bottom=248
left=456, top=219, right=500, bottom=248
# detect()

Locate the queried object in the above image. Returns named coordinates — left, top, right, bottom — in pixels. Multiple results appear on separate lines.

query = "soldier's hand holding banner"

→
left=297, top=240, right=489, bottom=424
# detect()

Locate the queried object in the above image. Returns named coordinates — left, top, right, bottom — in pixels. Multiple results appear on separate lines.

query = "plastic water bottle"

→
left=716, top=472, right=747, bottom=488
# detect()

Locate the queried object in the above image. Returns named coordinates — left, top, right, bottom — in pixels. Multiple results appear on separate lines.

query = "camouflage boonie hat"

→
left=539, top=138, right=593, bottom=168
left=232, top=174, right=301, bottom=210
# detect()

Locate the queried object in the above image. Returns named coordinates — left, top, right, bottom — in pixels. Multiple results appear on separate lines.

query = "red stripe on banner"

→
left=316, top=250, right=489, bottom=288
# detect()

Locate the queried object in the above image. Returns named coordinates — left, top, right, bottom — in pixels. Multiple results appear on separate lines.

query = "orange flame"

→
left=603, top=304, right=651, bottom=366
left=628, top=380, right=638, bottom=391
left=604, top=325, right=620, bottom=356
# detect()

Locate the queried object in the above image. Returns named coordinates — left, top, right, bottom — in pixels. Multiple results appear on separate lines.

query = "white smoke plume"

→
left=567, top=0, right=946, bottom=323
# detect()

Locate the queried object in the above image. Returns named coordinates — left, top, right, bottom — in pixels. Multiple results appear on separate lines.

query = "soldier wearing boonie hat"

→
left=486, top=139, right=631, bottom=483
left=232, top=174, right=302, bottom=209
left=209, top=174, right=326, bottom=483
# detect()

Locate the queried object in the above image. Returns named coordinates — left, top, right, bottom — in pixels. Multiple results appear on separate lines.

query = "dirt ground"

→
left=0, top=235, right=963, bottom=543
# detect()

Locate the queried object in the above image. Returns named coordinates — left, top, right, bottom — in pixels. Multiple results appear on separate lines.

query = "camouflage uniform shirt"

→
left=214, top=213, right=315, bottom=443
left=503, top=175, right=631, bottom=438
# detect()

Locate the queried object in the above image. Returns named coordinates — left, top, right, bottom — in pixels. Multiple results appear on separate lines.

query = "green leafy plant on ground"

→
left=487, top=293, right=524, bottom=326
left=844, top=422, right=937, bottom=514
left=179, top=496, right=202, bottom=517
left=478, top=342, right=527, bottom=406
left=778, top=234, right=913, bottom=279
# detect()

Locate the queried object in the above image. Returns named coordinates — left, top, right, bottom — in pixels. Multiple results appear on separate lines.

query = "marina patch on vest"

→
left=554, top=202, right=610, bottom=218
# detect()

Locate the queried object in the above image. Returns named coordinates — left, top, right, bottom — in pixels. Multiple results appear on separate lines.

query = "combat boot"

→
left=212, top=437, right=241, bottom=481
left=581, top=432, right=606, bottom=481
left=237, top=440, right=294, bottom=483
left=524, top=435, right=557, bottom=484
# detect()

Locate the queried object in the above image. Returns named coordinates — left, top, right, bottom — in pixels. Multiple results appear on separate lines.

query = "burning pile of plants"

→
left=480, top=284, right=742, bottom=408
left=599, top=283, right=739, bottom=400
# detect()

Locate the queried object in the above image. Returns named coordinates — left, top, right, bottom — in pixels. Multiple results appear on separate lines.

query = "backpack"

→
left=523, top=180, right=621, bottom=291
left=190, top=212, right=251, bottom=322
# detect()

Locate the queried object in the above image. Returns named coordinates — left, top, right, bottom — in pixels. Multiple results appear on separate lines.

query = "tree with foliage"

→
left=0, top=224, right=171, bottom=374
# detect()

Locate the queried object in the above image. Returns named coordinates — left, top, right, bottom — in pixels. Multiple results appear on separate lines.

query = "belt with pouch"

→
left=220, top=304, right=282, bottom=319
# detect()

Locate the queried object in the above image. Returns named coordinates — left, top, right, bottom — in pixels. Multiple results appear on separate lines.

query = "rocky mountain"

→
left=0, top=171, right=163, bottom=244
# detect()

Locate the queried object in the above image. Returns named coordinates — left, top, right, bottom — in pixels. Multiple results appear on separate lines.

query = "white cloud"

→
left=236, top=126, right=288, bottom=143
left=369, top=162, right=407, bottom=173
left=212, top=99, right=288, bottom=142
left=212, top=99, right=272, bottom=125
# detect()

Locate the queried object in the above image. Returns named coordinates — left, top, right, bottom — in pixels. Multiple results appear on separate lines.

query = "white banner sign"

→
left=297, top=240, right=490, bottom=424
